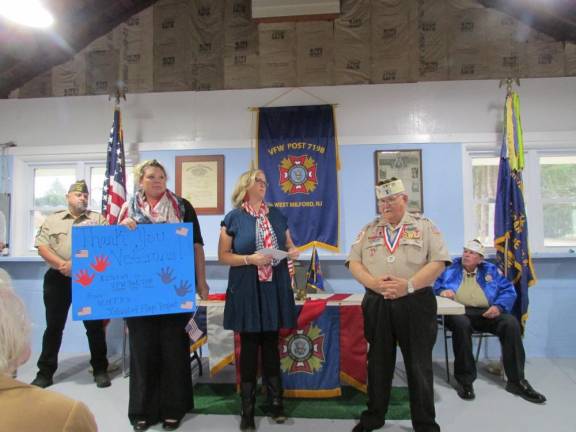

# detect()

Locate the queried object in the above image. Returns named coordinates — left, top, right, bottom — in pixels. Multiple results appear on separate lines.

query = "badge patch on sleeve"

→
left=353, top=230, right=366, bottom=245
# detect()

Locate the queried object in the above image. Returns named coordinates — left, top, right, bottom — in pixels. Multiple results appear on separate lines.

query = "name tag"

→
left=402, top=229, right=421, bottom=240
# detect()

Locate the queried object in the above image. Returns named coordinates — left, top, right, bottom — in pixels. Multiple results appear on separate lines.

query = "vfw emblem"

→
left=280, top=324, right=325, bottom=374
left=278, top=155, right=318, bottom=194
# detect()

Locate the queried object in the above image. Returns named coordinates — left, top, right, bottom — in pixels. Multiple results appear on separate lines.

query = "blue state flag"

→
left=257, top=105, right=340, bottom=251
left=305, top=244, right=324, bottom=292
left=494, top=92, right=537, bottom=331
left=279, top=306, right=340, bottom=397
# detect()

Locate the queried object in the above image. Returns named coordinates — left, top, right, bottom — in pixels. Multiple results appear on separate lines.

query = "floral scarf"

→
left=242, top=201, right=280, bottom=282
left=126, top=189, right=185, bottom=224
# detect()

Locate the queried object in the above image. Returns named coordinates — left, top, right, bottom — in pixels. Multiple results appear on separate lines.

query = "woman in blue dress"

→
left=218, top=169, right=299, bottom=430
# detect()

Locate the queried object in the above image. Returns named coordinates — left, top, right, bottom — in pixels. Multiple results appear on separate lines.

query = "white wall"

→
left=1, top=77, right=576, bottom=358
left=2, top=77, right=575, bottom=154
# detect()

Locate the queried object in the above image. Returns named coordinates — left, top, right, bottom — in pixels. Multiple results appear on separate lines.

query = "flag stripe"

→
left=102, top=108, right=127, bottom=225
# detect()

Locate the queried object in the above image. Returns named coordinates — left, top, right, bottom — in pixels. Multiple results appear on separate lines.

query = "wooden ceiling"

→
left=0, top=0, right=575, bottom=98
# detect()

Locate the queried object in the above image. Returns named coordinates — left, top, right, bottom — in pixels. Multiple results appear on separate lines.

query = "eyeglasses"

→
left=379, top=195, right=400, bottom=205
left=255, top=178, right=269, bottom=187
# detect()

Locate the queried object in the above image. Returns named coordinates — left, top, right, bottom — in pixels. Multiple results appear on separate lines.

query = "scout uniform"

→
left=33, top=180, right=109, bottom=386
left=347, top=179, right=450, bottom=432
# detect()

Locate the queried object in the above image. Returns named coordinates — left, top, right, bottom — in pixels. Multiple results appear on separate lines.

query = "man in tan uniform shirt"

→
left=31, top=180, right=111, bottom=389
left=0, top=284, right=98, bottom=432
left=347, top=178, right=450, bottom=432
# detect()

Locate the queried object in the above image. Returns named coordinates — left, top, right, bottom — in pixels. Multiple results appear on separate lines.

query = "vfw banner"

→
left=257, top=105, right=340, bottom=251
left=280, top=305, right=341, bottom=397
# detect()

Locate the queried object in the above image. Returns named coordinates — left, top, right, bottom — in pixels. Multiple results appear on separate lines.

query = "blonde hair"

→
left=231, top=169, right=264, bottom=208
left=134, top=159, right=167, bottom=185
left=0, top=286, right=31, bottom=374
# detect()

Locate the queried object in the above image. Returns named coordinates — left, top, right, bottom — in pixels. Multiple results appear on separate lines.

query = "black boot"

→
left=266, top=376, right=286, bottom=424
left=240, top=382, right=256, bottom=430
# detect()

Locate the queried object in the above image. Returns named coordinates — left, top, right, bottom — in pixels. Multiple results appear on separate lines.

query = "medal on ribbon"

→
left=384, top=225, right=405, bottom=263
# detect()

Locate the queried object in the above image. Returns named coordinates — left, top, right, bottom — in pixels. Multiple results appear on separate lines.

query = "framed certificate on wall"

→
left=374, top=149, right=423, bottom=213
left=176, top=155, right=224, bottom=215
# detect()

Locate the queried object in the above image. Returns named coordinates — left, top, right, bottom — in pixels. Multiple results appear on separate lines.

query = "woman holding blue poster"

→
left=218, top=169, right=300, bottom=430
left=119, top=159, right=209, bottom=432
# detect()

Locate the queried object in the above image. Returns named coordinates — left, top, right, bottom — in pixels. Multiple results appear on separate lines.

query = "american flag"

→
left=101, top=108, right=126, bottom=224
left=185, top=313, right=204, bottom=343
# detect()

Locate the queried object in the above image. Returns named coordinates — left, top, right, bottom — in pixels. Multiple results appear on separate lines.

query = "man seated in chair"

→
left=433, top=239, right=546, bottom=404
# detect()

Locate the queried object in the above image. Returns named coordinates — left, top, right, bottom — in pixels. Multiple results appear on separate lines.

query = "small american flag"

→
left=185, top=313, right=204, bottom=343
left=101, top=108, right=126, bottom=224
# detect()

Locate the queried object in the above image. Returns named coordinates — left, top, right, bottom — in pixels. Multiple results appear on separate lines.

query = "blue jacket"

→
left=433, top=258, right=517, bottom=313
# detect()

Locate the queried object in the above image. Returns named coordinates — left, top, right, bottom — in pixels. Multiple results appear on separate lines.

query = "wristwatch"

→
left=407, top=279, right=415, bottom=294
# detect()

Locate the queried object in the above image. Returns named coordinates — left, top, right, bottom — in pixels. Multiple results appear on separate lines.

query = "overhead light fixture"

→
left=0, top=0, right=54, bottom=28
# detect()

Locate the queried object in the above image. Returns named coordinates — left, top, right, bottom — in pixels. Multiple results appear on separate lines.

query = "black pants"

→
left=127, top=314, right=194, bottom=425
left=360, top=288, right=440, bottom=432
left=37, top=269, right=108, bottom=378
left=444, top=306, right=525, bottom=385
left=240, top=331, right=280, bottom=382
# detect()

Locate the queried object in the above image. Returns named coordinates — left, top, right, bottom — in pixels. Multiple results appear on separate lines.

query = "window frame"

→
left=465, top=145, right=576, bottom=255
left=10, top=152, right=133, bottom=256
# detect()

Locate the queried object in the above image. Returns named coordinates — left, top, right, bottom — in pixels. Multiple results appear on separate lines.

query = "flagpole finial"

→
left=499, top=77, right=520, bottom=95
left=109, top=80, right=127, bottom=106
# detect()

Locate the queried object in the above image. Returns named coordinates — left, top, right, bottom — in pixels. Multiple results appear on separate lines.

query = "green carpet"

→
left=193, top=384, right=410, bottom=420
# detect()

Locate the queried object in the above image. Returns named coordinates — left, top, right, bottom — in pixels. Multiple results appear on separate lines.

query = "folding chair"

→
left=439, top=315, right=498, bottom=383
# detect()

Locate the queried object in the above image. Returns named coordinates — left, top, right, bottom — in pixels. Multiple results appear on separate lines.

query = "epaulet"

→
left=53, top=209, right=66, bottom=214
left=368, top=217, right=380, bottom=228
left=421, top=216, right=442, bottom=234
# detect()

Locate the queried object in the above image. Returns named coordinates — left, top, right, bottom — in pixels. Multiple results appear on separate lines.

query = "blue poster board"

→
left=71, top=223, right=196, bottom=320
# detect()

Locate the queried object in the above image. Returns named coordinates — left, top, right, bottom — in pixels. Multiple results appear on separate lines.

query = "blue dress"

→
left=221, top=207, right=297, bottom=332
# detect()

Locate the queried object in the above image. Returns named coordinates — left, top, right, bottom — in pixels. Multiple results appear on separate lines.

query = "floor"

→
left=14, top=355, right=576, bottom=432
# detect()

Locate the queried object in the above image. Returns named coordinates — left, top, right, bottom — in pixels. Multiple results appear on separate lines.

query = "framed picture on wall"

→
left=175, top=155, right=224, bottom=215
left=374, top=149, right=423, bottom=213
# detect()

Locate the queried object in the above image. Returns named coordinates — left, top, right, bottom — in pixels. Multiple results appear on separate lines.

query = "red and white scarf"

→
left=124, top=189, right=182, bottom=224
left=242, top=201, right=279, bottom=282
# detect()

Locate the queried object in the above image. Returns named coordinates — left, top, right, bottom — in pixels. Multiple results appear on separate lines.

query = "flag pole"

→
left=109, top=80, right=127, bottom=107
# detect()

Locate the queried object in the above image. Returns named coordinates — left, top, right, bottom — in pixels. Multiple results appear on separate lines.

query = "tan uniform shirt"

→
left=455, top=270, right=489, bottom=307
left=35, top=209, right=106, bottom=261
left=0, top=374, right=97, bottom=432
left=347, top=212, right=451, bottom=281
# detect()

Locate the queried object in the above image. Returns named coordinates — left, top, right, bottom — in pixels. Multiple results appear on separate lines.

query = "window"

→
left=539, top=155, right=576, bottom=247
left=471, top=157, right=499, bottom=247
left=32, top=166, right=76, bottom=244
left=19, top=160, right=134, bottom=253
left=89, top=166, right=134, bottom=212
left=467, top=149, right=576, bottom=254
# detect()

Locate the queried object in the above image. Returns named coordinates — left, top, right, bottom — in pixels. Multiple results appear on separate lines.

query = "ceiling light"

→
left=0, top=0, right=54, bottom=28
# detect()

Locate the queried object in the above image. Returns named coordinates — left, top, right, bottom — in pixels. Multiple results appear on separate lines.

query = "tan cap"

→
left=375, top=178, right=405, bottom=200
left=68, top=180, right=88, bottom=194
left=464, top=239, right=485, bottom=257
